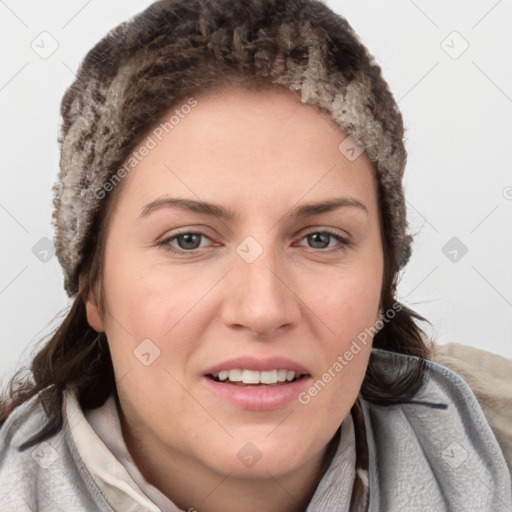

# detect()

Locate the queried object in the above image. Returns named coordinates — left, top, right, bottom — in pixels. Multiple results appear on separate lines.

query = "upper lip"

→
left=203, top=356, right=311, bottom=376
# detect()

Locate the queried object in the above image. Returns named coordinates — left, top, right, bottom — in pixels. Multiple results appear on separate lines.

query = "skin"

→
left=83, top=84, right=384, bottom=512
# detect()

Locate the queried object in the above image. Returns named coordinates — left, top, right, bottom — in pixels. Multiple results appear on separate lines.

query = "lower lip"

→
left=201, top=375, right=311, bottom=411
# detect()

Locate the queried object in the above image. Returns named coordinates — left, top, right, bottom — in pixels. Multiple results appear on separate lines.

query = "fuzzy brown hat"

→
left=53, top=0, right=411, bottom=297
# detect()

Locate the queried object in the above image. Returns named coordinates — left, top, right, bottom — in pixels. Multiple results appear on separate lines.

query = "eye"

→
left=296, top=229, right=351, bottom=252
left=157, top=228, right=351, bottom=255
left=158, top=231, right=214, bottom=254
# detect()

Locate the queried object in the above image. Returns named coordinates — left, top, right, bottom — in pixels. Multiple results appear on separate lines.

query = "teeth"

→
left=277, top=369, right=287, bottom=382
left=259, top=370, right=277, bottom=384
left=242, top=369, right=260, bottom=384
left=228, top=369, right=242, bottom=382
left=212, top=369, right=301, bottom=385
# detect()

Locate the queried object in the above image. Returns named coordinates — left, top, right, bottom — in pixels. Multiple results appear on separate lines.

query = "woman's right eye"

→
left=158, top=231, right=213, bottom=254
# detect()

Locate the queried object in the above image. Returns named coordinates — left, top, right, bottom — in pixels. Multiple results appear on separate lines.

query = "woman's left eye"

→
left=295, top=230, right=350, bottom=251
left=158, top=229, right=350, bottom=254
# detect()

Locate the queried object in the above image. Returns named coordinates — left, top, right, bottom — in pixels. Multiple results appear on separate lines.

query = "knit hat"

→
left=53, top=0, right=412, bottom=297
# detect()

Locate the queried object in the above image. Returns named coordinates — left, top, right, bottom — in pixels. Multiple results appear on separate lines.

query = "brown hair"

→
left=1, top=0, right=431, bottom=449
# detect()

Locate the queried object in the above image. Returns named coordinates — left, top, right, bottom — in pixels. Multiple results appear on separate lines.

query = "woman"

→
left=0, top=0, right=510, bottom=510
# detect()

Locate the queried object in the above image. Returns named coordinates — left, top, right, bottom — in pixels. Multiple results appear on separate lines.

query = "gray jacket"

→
left=1, top=349, right=511, bottom=511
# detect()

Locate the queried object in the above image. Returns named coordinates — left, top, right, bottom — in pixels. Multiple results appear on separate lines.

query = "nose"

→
left=221, top=243, right=301, bottom=339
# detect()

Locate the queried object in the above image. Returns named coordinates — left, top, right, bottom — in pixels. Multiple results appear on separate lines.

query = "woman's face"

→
left=85, top=85, right=383, bottom=481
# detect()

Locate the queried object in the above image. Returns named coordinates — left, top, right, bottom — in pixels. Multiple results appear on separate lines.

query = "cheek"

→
left=301, top=260, right=382, bottom=401
left=101, top=246, right=179, bottom=336
left=100, top=252, right=217, bottom=377
left=306, top=262, right=382, bottom=341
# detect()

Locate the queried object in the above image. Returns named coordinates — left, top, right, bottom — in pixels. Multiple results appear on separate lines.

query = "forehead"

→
left=115, top=85, right=378, bottom=217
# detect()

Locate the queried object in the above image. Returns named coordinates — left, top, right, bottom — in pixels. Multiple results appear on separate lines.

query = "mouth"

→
left=202, top=371, right=311, bottom=410
left=201, top=356, right=312, bottom=409
left=206, top=369, right=309, bottom=387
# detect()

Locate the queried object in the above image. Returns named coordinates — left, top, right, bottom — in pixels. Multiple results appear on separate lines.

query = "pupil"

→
left=179, top=233, right=201, bottom=249
left=308, top=232, right=329, bottom=249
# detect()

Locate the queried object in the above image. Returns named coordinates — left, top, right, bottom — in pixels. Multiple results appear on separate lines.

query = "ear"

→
left=79, top=274, right=105, bottom=332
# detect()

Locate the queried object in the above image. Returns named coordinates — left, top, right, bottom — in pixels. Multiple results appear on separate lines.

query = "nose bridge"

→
left=224, top=234, right=298, bottom=336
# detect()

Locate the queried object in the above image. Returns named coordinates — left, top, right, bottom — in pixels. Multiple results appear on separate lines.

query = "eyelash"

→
left=157, top=229, right=351, bottom=255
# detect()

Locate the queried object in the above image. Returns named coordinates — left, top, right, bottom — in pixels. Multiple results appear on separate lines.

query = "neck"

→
left=120, top=410, right=341, bottom=512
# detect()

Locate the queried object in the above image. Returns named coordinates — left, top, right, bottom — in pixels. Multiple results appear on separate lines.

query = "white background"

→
left=1, top=0, right=511, bottom=387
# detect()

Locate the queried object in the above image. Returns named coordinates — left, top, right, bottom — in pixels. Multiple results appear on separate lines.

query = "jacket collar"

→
left=361, top=349, right=512, bottom=511
left=64, top=389, right=358, bottom=512
left=61, top=348, right=512, bottom=511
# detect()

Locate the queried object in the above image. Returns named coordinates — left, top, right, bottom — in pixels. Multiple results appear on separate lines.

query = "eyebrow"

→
left=139, top=196, right=368, bottom=221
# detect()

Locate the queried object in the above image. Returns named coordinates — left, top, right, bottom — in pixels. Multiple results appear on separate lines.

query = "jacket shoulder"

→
left=363, top=349, right=512, bottom=511
left=432, top=341, right=512, bottom=473
left=0, top=393, right=110, bottom=511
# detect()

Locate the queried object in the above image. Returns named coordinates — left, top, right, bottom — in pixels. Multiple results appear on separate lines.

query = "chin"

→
left=202, top=434, right=319, bottom=478
left=208, top=453, right=303, bottom=479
